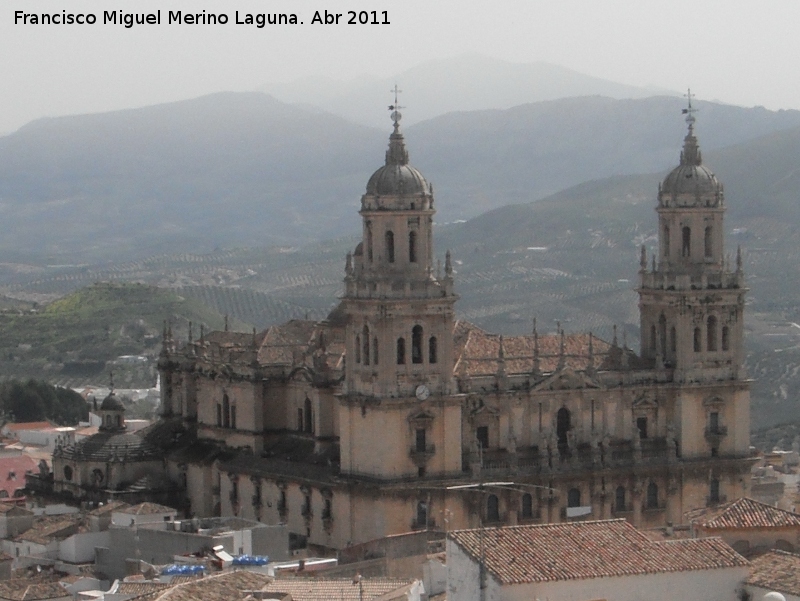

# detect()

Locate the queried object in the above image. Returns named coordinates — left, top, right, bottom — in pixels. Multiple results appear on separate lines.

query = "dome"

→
left=100, top=391, right=125, bottom=412
left=55, top=431, right=160, bottom=463
left=660, top=125, right=722, bottom=206
left=366, top=163, right=429, bottom=196
left=365, top=121, right=430, bottom=197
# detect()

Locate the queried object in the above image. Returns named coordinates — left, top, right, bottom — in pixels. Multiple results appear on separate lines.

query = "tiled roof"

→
left=0, top=581, right=69, bottom=601
left=88, top=500, right=130, bottom=516
left=13, top=515, right=84, bottom=545
left=688, top=497, right=800, bottom=529
left=115, top=582, right=171, bottom=596
left=154, top=571, right=272, bottom=601
left=3, top=423, right=53, bottom=434
left=746, top=550, right=800, bottom=596
left=452, top=321, right=614, bottom=377
left=0, top=456, right=38, bottom=499
left=448, top=519, right=748, bottom=585
left=261, top=577, right=417, bottom=601
left=120, top=502, right=176, bottom=515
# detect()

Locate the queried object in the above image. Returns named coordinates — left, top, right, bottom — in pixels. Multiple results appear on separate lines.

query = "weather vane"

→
left=682, top=88, right=698, bottom=128
left=389, top=84, right=403, bottom=126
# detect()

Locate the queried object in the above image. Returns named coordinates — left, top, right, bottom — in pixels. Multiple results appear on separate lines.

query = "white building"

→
left=447, top=519, right=749, bottom=601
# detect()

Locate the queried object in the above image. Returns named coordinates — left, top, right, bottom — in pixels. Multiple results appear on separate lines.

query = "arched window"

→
left=567, top=488, right=581, bottom=508
left=521, top=493, right=533, bottom=519
left=557, top=407, right=571, bottom=454
left=707, top=316, right=717, bottom=352
left=429, top=336, right=438, bottom=364
left=487, top=494, right=500, bottom=522
left=116, top=415, right=122, bottom=427
left=416, top=501, right=427, bottom=527
left=694, top=328, right=701, bottom=352
left=409, top=231, right=417, bottom=263
left=373, top=337, right=379, bottom=365
left=650, top=325, right=656, bottom=352
left=304, top=397, right=313, bottom=434
left=710, top=477, right=720, bottom=504
left=223, top=394, right=230, bottom=428
left=397, top=338, right=406, bottom=365
left=363, top=326, right=370, bottom=366
left=366, top=224, right=373, bottom=262
left=105, top=415, right=112, bottom=427
left=355, top=335, right=361, bottom=363
left=722, top=326, right=730, bottom=351
left=615, top=486, right=626, bottom=512
left=663, top=225, right=670, bottom=257
left=412, top=325, right=423, bottom=364
left=670, top=327, right=677, bottom=354
left=216, top=404, right=222, bottom=426
left=63, top=466, right=73, bottom=481
left=386, top=230, right=395, bottom=263
left=658, top=314, right=667, bottom=356
left=646, top=482, right=659, bottom=509
left=682, top=226, right=691, bottom=257
left=704, top=226, right=713, bottom=258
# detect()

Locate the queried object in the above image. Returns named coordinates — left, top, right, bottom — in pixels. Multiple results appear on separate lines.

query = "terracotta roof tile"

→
left=688, top=497, right=800, bottom=529
left=746, top=550, right=800, bottom=596
left=261, top=577, right=417, bottom=601
left=120, top=503, right=176, bottom=515
left=0, top=580, right=69, bottom=601
left=448, top=519, right=748, bottom=585
left=88, top=500, right=130, bottom=516
left=154, top=571, right=272, bottom=601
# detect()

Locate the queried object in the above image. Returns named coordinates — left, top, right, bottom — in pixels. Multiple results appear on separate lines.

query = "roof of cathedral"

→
left=453, top=321, right=617, bottom=377
left=365, top=121, right=430, bottom=198
left=448, top=519, right=748, bottom=585
left=100, top=390, right=125, bottom=412
left=660, top=109, right=721, bottom=205
left=746, top=550, right=800, bottom=597
left=54, top=430, right=161, bottom=463
left=686, top=497, right=800, bottom=529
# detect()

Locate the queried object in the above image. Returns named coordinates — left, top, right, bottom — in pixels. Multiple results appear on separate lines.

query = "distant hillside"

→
left=2, top=93, right=800, bottom=263
left=261, top=55, right=673, bottom=128
left=0, top=282, right=249, bottom=388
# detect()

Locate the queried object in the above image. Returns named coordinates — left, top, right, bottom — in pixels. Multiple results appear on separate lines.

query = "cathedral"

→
left=52, top=98, right=752, bottom=551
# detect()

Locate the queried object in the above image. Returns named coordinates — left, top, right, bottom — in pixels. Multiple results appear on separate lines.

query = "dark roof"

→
left=54, top=431, right=161, bottom=463
left=746, top=550, right=800, bottom=597
left=100, top=391, right=125, bottom=412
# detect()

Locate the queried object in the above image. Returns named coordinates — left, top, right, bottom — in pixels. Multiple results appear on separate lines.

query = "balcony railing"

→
left=409, top=444, right=436, bottom=466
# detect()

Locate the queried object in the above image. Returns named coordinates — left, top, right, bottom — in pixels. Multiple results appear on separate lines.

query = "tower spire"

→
left=680, top=88, right=702, bottom=166
left=385, top=84, right=409, bottom=166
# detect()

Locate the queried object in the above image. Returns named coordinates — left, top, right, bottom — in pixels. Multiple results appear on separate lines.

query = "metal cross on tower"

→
left=389, top=84, right=403, bottom=126
left=682, top=88, right=698, bottom=128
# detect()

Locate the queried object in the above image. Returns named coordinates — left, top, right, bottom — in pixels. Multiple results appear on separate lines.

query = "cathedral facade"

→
left=148, top=104, right=751, bottom=550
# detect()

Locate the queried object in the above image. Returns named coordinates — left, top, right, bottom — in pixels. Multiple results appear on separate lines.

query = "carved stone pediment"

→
left=632, top=394, right=659, bottom=413
left=408, top=409, right=436, bottom=425
left=533, top=367, right=600, bottom=391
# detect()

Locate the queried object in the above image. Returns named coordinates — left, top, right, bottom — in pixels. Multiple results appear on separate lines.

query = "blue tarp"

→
left=232, top=554, right=269, bottom=566
left=161, top=564, right=206, bottom=575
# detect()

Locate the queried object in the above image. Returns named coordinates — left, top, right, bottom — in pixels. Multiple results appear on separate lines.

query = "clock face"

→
left=415, top=385, right=430, bottom=401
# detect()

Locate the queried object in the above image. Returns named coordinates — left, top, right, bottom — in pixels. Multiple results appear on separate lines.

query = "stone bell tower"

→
left=639, top=92, right=746, bottom=380
left=338, top=93, right=461, bottom=479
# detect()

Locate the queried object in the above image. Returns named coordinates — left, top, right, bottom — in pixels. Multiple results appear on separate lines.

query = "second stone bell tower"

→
left=639, top=92, right=746, bottom=382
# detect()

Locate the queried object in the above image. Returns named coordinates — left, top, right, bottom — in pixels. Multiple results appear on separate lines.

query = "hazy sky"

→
left=2, top=0, right=799, bottom=133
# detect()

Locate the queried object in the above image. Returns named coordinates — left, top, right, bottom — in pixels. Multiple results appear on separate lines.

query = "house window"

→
left=409, top=231, right=417, bottom=263
left=636, top=417, right=648, bottom=440
left=415, top=428, right=426, bottom=453
left=397, top=338, right=406, bottom=365
left=694, top=328, right=701, bottom=352
left=646, top=482, right=659, bottom=509
left=722, top=326, right=730, bottom=351
left=615, top=486, right=626, bottom=512
left=567, top=488, right=581, bottom=508
left=709, top=412, right=720, bottom=434
left=412, top=326, right=423, bottom=364
left=521, top=493, right=533, bottom=519
left=386, top=231, right=395, bottom=263
left=223, top=394, right=230, bottom=428
left=486, top=494, right=500, bottom=522
left=476, top=426, right=489, bottom=449
left=707, top=316, right=717, bottom=352
left=363, top=326, right=370, bottom=366
left=429, top=336, right=438, bottom=364
left=322, top=498, right=332, bottom=520
left=710, top=478, right=720, bottom=504
left=416, top=500, right=427, bottom=527
left=682, top=226, right=691, bottom=257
